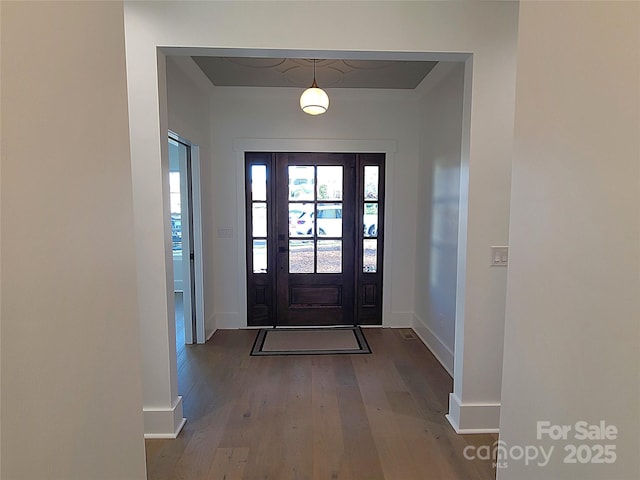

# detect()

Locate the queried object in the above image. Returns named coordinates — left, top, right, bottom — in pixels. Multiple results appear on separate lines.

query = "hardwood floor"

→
left=146, top=326, right=497, bottom=480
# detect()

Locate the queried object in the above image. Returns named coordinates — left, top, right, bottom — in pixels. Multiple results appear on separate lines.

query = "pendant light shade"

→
left=300, top=83, right=329, bottom=115
left=300, top=60, right=329, bottom=115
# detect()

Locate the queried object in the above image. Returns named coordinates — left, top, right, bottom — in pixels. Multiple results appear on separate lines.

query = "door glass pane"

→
left=317, top=166, right=343, bottom=200
left=252, top=203, right=267, bottom=237
left=363, top=239, right=377, bottom=273
left=289, top=240, right=314, bottom=273
left=289, top=166, right=315, bottom=200
left=253, top=239, right=267, bottom=273
left=289, top=202, right=314, bottom=237
left=364, top=203, right=378, bottom=237
left=317, top=240, right=342, bottom=273
left=364, top=165, right=379, bottom=200
left=316, top=203, right=342, bottom=237
left=251, top=165, right=267, bottom=201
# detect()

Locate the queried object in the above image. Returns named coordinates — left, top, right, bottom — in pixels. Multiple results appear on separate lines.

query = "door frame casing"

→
left=234, top=138, right=398, bottom=327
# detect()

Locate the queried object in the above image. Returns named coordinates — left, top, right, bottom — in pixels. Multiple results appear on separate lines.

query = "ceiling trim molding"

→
left=232, top=138, right=397, bottom=154
left=159, top=46, right=471, bottom=63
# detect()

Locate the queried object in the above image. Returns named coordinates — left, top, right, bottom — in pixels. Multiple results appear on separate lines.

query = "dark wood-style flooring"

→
left=146, top=319, right=497, bottom=479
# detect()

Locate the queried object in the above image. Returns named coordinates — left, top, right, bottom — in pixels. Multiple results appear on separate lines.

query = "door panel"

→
left=276, top=153, right=355, bottom=326
left=245, top=152, right=384, bottom=327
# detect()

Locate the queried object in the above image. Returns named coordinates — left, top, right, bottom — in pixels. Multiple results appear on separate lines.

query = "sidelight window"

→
left=250, top=165, right=268, bottom=273
left=363, top=165, right=380, bottom=272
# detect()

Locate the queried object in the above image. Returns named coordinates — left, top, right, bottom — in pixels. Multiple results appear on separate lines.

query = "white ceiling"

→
left=191, top=57, right=438, bottom=89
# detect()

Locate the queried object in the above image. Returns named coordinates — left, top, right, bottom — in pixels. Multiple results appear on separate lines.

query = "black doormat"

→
left=250, top=326, right=371, bottom=356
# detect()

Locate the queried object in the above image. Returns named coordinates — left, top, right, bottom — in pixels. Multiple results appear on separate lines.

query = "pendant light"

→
left=300, top=59, right=329, bottom=115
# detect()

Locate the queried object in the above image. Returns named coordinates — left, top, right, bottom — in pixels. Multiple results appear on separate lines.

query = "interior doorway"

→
left=245, top=152, right=385, bottom=327
left=169, top=133, right=205, bottom=343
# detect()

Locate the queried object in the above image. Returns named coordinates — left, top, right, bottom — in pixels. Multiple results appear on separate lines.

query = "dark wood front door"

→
left=245, top=152, right=384, bottom=327
left=276, top=153, right=355, bottom=326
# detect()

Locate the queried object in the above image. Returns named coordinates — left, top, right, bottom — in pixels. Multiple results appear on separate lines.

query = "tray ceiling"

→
left=191, top=57, right=438, bottom=89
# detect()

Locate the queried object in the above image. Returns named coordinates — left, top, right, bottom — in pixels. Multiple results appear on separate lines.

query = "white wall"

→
left=166, top=57, right=214, bottom=335
left=0, top=2, right=147, bottom=479
left=0, top=2, right=4, bottom=474
left=123, top=0, right=519, bottom=433
left=499, top=2, right=640, bottom=479
left=0, top=1, right=3, bottom=477
left=413, top=62, right=466, bottom=375
left=209, top=86, right=419, bottom=329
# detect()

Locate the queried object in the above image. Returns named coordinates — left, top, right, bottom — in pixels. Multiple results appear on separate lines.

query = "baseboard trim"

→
left=205, top=327, right=217, bottom=341
left=204, top=312, right=217, bottom=342
left=144, top=417, right=187, bottom=439
left=383, top=311, right=413, bottom=327
left=447, top=392, right=500, bottom=433
left=412, top=314, right=454, bottom=377
left=143, top=396, right=186, bottom=439
left=214, top=312, right=241, bottom=329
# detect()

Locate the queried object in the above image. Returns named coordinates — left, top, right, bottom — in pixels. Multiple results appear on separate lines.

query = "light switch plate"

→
left=491, top=246, right=509, bottom=266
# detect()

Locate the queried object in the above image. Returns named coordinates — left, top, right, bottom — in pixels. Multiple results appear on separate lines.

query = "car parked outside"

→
left=293, top=204, right=342, bottom=237
left=290, top=204, right=378, bottom=237
left=288, top=207, right=305, bottom=236
left=289, top=177, right=314, bottom=199
left=316, top=204, right=342, bottom=236
left=363, top=215, right=378, bottom=237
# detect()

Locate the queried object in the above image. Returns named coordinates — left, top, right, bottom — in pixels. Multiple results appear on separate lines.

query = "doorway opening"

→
left=245, top=152, right=385, bottom=327
left=169, top=133, right=205, bottom=344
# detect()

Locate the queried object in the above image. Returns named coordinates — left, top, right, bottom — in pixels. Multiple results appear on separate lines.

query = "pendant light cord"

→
left=312, top=59, right=318, bottom=88
left=300, top=58, right=328, bottom=115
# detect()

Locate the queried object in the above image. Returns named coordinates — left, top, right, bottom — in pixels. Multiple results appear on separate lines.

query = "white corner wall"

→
left=499, top=2, right=640, bottom=479
left=166, top=57, right=214, bottom=338
left=0, top=3, right=4, bottom=475
left=123, top=0, right=519, bottom=434
left=209, top=86, right=419, bottom=329
left=1, top=2, right=147, bottom=479
left=413, top=62, right=466, bottom=376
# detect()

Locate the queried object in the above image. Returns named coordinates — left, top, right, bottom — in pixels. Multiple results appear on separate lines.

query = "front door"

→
left=245, top=152, right=384, bottom=327
left=277, top=153, right=355, bottom=326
